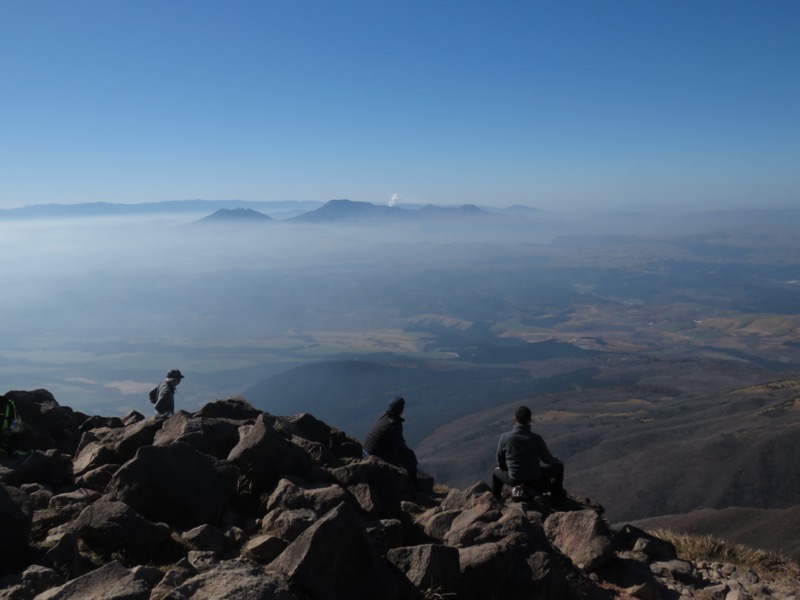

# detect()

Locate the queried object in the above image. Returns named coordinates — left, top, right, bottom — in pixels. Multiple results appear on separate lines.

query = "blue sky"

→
left=1, top=0, right=798, bottom=211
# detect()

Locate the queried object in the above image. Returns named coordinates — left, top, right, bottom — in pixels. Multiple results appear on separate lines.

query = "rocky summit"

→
left=1, top=390, right=798, bottom=599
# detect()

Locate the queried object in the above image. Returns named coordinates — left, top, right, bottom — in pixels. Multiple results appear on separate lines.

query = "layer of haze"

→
left=4, top=202, right=799, bottom=418
left=3, top=209, right=558, bottom=413
left=2, top=1, right=799, bottom=211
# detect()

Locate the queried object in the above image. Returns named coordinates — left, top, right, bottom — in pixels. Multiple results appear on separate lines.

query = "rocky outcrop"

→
left=1, top=389, right=795, bottom=599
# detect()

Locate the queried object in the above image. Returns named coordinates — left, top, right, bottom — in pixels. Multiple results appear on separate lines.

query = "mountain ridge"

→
left=2, top=389, right=798, bottom=598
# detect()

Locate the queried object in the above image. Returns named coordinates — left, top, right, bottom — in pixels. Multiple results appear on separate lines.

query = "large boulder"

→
left=260, top=508, right=318, bottom=541
left=193, top=398, right=262, bottom=421
left=162, top=558, right=302, bottom=599
left=101, top=417, right=166, bottom=463
left=264, top=478, right=350, bottom=516
left=33, top=560, right=152, bottom=600
left=328, top=456, right=415, bottom=518
left=105, top=442, right=238, bottom=527
left=227, top=414, right=313, bottom=494
left=0, top=484, right=32, bottom=575
left=268, top=501, right=416, bottom=600
left=0, top=565, right=64, bottom=600
left=456, top=533, right=547, bottom=600
left=70, top=500, right=171, bottom=548
left=0, top=449, right=73, bottom=489
left=153, top=412, right=239, bottom=459
left=387, top=543, right=460, bottom=593
left=5, top=390, right=81, bottom=455
left=544, top=509, right=613, bottom=572
left=276, top=413, right=332, bottom=446
left=72, top=439, right=119, bottom=478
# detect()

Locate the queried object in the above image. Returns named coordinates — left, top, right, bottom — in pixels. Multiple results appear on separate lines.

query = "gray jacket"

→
left=496, top=423, right=558, bottom=482
left=154, top=379, right=177, bottom=415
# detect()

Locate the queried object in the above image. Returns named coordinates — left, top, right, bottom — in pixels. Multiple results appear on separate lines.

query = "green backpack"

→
left=1, top=395, right=20, bottom=433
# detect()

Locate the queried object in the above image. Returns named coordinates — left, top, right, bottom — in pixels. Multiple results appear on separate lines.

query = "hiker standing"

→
left=154, top=369, right=184, bottom=418
left=363, top=396, right=418, bottom=485
left=0, top=394, right=23, bottom=455
left=492, top=405, right=566, bottom=503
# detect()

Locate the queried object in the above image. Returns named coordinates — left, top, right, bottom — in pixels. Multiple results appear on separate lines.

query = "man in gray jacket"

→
left=154, top=369, right=184, bottom=418
left=492, top=405, right=565, bottom=502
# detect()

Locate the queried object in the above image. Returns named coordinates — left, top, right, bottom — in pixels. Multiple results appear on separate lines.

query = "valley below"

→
left=3, top=204, right=800, bottom=560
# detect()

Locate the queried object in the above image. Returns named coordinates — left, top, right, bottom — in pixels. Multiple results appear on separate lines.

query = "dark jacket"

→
left=363, top=410, right=407, bottom=458
left=496, top=423, right=558, bottom=482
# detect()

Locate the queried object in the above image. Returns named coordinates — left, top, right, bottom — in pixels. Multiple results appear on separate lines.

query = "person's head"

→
left=166, top=369, right=185, bottom=385
left=388, top=396, right=405, bottom=416
left=515, top=405, right=532, bottom=425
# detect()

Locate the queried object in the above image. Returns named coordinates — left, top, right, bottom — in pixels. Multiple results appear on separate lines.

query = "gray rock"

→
left=261, top=508, right=318, bottom=541
left=103, top=417, right=164, bottom=463
left=227, top=414, right=313, bottom=493
left=193, top=398, right=262, bottom=421
left=650, top=559, right=696, bottom=584
left=242, top=534, right=288, bottom=563
left=417, top=507, right=460, bottom=541
left=162, top=558, right=301, bottom=600
left=41, top=532, right=91, bottom=576
left=74, top=463, right=118, bottom=492
left=456, top=534, right=542, bottom=600
left=49, top=488, right=101, bottom=509
left=180, top=524, right=226, bottom=553
left=0, top=565, right=64, bottom=600
left=105, top=442, right=238, bottom=527
left=269, top=501, right=413, bottom=600
left=544, top=509, right=613, bottom=571
left=387, top=543, right=460, bottom=592
left=71, top=500, right=171, bottom=547
left=264, top=477, right=349, bottom=516
left=72, top=439, right=119, bottom=477
left=0, top=449, right=73, bottom=490
left=0, top=484, right=32, bottom=570
left=33, top=560, right=152, bottom=600
left=153, top=412, right=239, bottom=459
left=328, top=456, right=414, bottom=517
left=186, top=550, right=219, bottom=573
left=6, top=390, right=81, bottom=455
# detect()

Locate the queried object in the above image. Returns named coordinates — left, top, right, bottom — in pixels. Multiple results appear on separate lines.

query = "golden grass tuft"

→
left=650, top=529, right=800, bottom=581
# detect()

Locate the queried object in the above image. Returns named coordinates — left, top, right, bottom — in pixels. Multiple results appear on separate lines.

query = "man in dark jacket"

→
left=363, top=397, right=418, bottom=484
left=154, top=369, right=184, bottom=418
left=492, top=405, right=565, bottom=502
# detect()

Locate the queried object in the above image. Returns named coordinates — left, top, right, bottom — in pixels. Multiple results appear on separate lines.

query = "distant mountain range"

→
left=289, top=199, right=499, bottom=224
left=0, top=198, right=534, bottom=222
left=6, top=200, right=800, bottom=239
left=185, top=199, right=516, bottom=227
left=0, top=199, right=323, bottom=219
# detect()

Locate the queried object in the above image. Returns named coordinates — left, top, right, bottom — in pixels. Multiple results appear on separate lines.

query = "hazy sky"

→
left=1, top=1, right=798, bottom=211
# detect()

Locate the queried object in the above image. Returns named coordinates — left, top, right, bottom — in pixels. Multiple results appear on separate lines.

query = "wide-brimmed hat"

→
left=166, top=369, right=185, bottom=380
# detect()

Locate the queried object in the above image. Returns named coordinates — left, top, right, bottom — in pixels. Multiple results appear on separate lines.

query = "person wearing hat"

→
left=492, top=405, right=566, bottom=503
left=154, top=369, right=185, bottom=418
left=363, top=396, right=418, bottom=485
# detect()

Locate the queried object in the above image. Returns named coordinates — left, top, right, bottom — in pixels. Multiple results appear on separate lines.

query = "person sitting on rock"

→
left=154, top=369, right=185, bottom=418
left=492, top=405, right=566, bottom=503
left=362, top=396, right=418, bottom=485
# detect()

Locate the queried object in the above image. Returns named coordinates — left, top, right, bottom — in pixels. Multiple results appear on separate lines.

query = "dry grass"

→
left=651, top=529, right=800, bottom=580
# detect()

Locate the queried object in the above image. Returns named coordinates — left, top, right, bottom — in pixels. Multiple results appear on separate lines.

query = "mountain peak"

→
left=196, top=207, right=273, bottom=224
